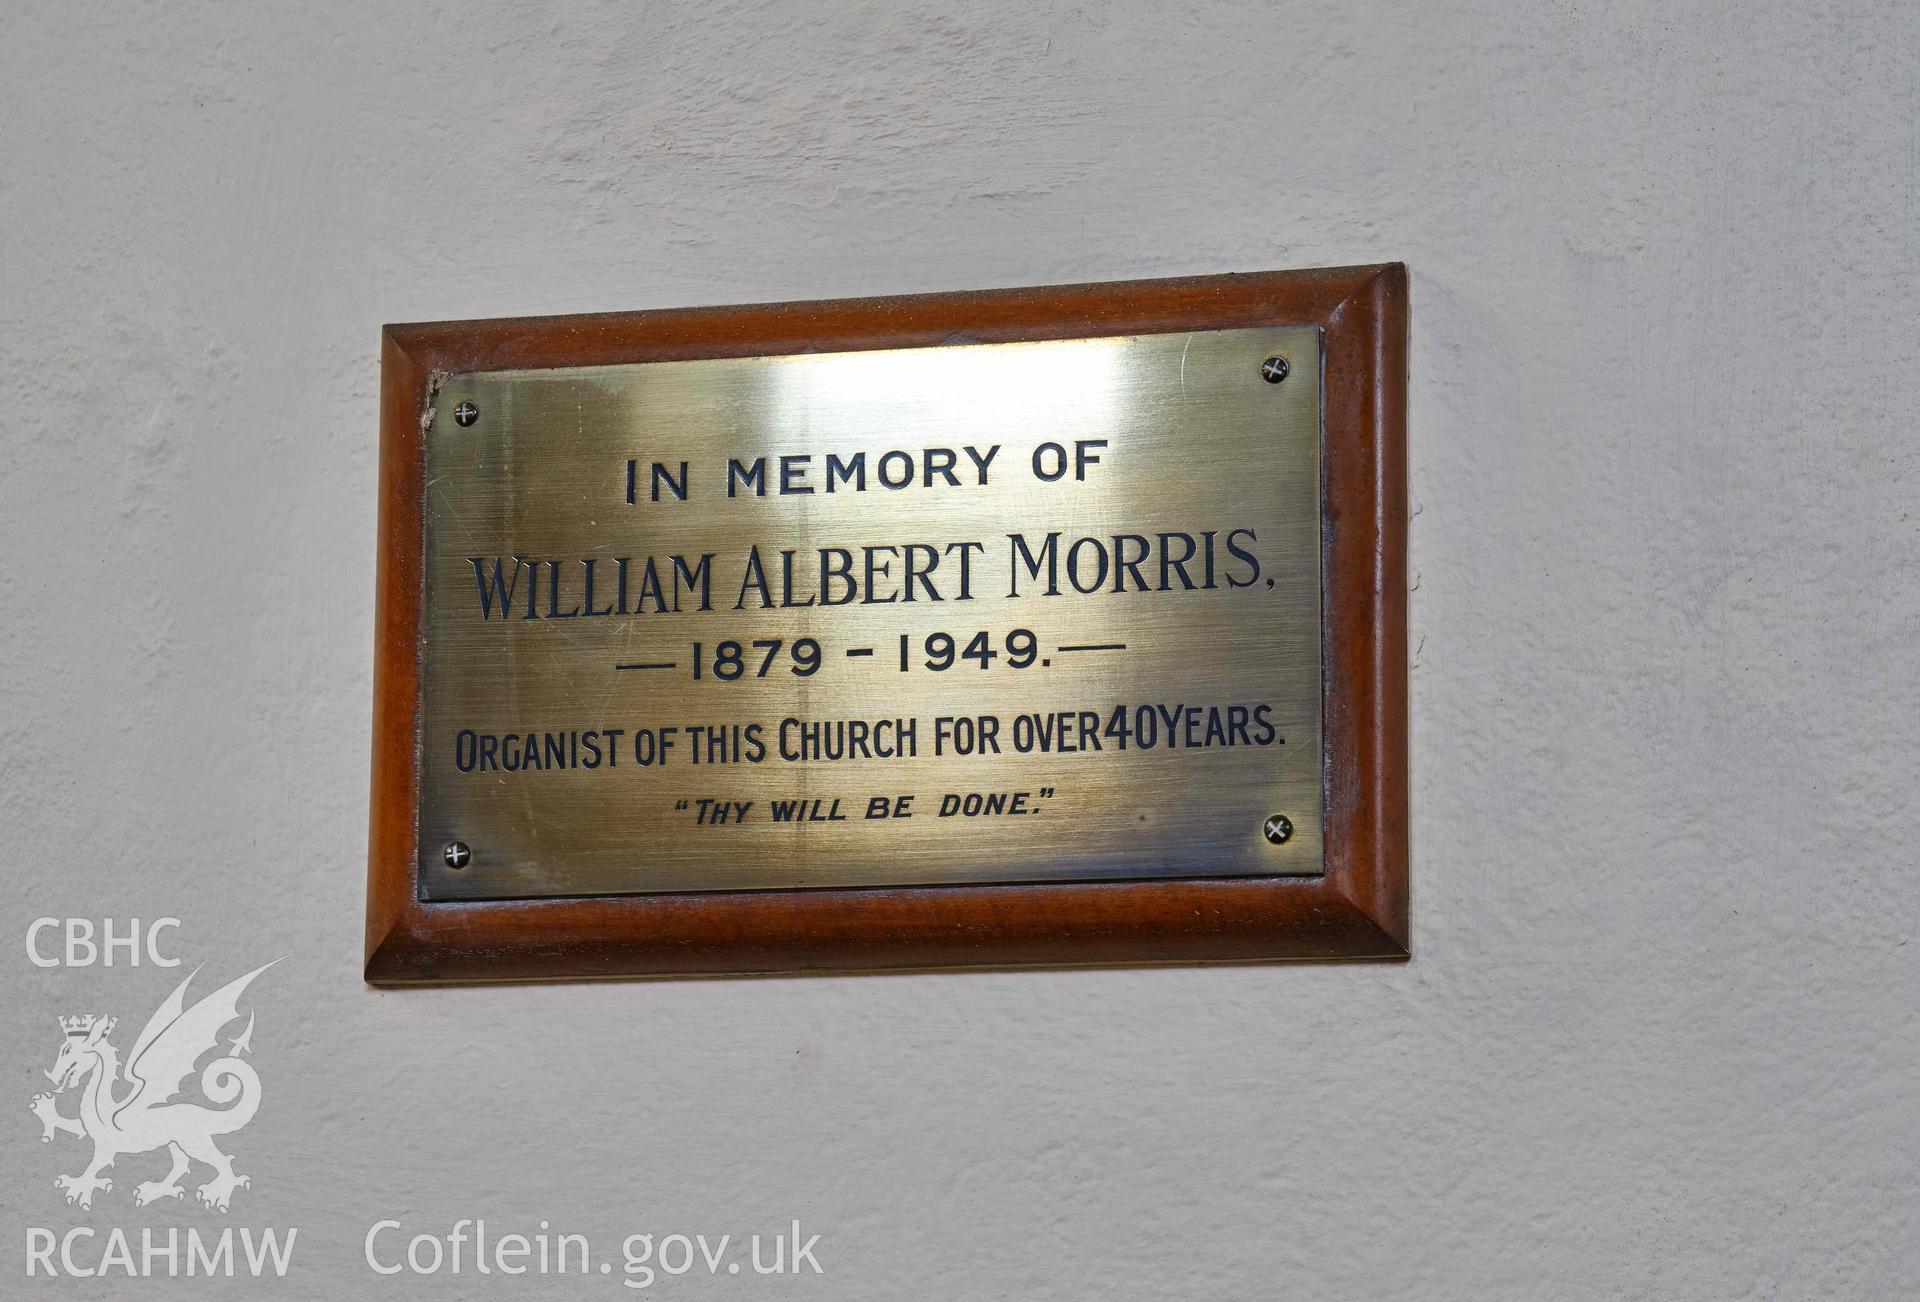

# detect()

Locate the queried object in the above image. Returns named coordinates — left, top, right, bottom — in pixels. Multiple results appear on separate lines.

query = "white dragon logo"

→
left=27, top=960, right=278, bottom=1212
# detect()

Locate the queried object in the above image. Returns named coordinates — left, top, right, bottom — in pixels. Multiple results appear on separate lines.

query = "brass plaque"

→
left=418, top=326, right=1322, bottom=899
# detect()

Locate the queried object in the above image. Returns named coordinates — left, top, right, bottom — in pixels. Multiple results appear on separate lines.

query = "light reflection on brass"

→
left=418, top=327, right=1322, bottom=899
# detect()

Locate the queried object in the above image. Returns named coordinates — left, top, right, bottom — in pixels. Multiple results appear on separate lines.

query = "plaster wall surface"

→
left=2, top=3, right=1915, bottom=1296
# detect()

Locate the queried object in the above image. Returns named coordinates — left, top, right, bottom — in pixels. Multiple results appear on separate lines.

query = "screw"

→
left=443, top=841, right=471, bottom=869
left=453, top=400, right=479, bottom=427
left=1260, top=356, right=1290, bottom=384
left=1261, top=814, right=1293, bottom=845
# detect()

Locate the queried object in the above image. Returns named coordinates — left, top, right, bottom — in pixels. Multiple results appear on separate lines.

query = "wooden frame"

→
left=365, top=264, right=1408, bottom=984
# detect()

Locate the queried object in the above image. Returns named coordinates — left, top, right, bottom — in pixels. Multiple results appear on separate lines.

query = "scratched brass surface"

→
left=418, top=327, right=1322, bottom=899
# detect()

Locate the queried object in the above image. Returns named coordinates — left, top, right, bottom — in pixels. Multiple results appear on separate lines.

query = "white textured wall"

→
left=4, top=2, right=1916, bottom=1296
